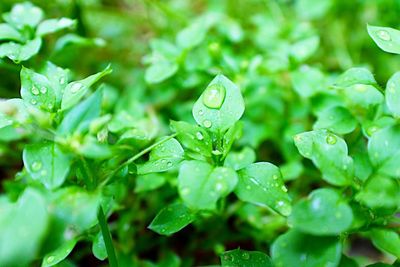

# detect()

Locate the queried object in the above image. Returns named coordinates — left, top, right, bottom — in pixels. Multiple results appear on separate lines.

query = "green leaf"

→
left=370, top=229, right=400, bottom=258
left=356, top=175, right=400, bottom=213
left=0, top=38, right=42, bottom=62
left=4, top=2, right=44, bottom=29
left=222, top=122, right=243, bottom=158
left=20, top=66, right=56, bottom=112
left=50, top=187, right=100, bottom=232
left=150, top=39, right=180, bottom=59
left=368, top=125, right=400, bottom=177
left=220, top=249, right=273, bottom=267
left=178, top=160, right=238, bottom=210
left=234, top=162, right=292, bottom=216
left=148, top=203, right=195, bottom=235
left=170, top=120, right=212, bottom=158
left=367, top=25, right=400, bottom=54
left=271, top=229, right=342, bottom=267
left=42, top=61, right=69, bottom=107
left=288, top=188, right=353, bottom=235
left=176, top=22, right=208, bottom=49
left=92, top=232, right=107, bottom=260
left=290, top=36, right=320, bottom=62
left=42, top=239, right=77, bottom=267
left=294, top=130, right=354, bottom=186
left=23, top=142, right=72, bottom=189
left=54, top=33, right=106, bottom=51
left=145, top=59, right=178, bottom=84
left=135, top=173, right=166, bottom=193
left=192, top=74, right=245, bottom=132
left=291, top=66, right=326, bottom=98
left=0, top=23, right=22, bottom=41
left=78, top=136, right=112, bottom=160
left=0, top=188, right=48, bottom=267
left=58, top=89, right=102, bottom=135
left=224, top=147, right=256, bottom=171
left=314, top=106, right=358, bottom=134
left=385, top=71, right=400, bottom=117
left=336, top=67, right=377, bottom=88
left=295, top=0, right=332, bottom=19
left=37, top=18, right=76, bottom=36
left=61, top=64, right=112, bottom=110
left=0, top=98, right=28, bottom=127
left=137, top=137, right=184, bottom=174
left=339, top=84, right=384, bottom=110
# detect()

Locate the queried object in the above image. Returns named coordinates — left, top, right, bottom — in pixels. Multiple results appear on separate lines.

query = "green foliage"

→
left=0, top=1, right=400, bottom=266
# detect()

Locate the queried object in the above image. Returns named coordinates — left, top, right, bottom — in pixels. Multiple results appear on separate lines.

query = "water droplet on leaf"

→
left=71, top=82, right=82, bottom=93
left=203, top=120, right=212, bottom=128
left=31, top=161, right=42, bottom=171
left=31, top=86, right=39, bottom=95
left=47, top=256, right=55, bottom=263
left=202, top=83, right=226, bottom=109
left=326, top=134, right=337, bottom=145
left=242, top=252, right=250, bottom=260
left=212, top=149, right=222, bottom=155
left=196, top=131, right=204, bottom=140
left=276, top=200, right=292, bottom=216
left=30, top=99, right=37, bottom=105
left=377, top=30, right=391, bottom=41
left=40, top=87, right=47, bottom=94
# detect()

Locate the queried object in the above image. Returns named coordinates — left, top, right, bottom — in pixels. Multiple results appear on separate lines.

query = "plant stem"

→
left=100, top=133, right=177, bottom=187
left=97, top=206, right=118, bottom=267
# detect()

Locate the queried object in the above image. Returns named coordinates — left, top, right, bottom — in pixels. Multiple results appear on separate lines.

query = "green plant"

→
left=1, top=1, right=400, bottom=267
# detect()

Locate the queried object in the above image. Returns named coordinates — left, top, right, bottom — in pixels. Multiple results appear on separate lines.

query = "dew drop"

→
left=167, top=161, right=173, bottom=167
left=367, top=126, right=378, bottom=136
left=30, top=99, right=37, bottom=105
left=40, top=87, right=47, bottom=94
left=202, top=83, right=226, bottom=109
left=203, top=120, right=212, bottom=128
left=354, top=84, right=367, bottom=92
left=198, top=109, right=204, bottom=116
left=215, top=182, right=224, bottom=192
left=181, top=187, right=190, bottom=195
left=326, top=134, right=337, bottom=145
left=60, top=77, right=66, bottom=84
left=31, top=86, right=39, bottom=95
left=196, top=131, right=204, bottom=140
left=71, top=82, right=82, bottom=93
left=31, top=161, right=42, bottom=171
left=276, top=200, right=292, bottom=216
left=272, top=174, right=278, bottom=180
left=47, top=256, right=55, bottom=263
left=281, top=185, right=288, bottom=192
left=377, top=30, right=391, bottom=41
left=212, top=149, right=222, bottom=156
left=242, top=252, right=250, bottom=260
left=294, top=134, right=302, bottom=142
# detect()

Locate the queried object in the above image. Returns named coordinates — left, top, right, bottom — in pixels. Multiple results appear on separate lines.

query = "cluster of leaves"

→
left=1, top=1, right=400, bottom=267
